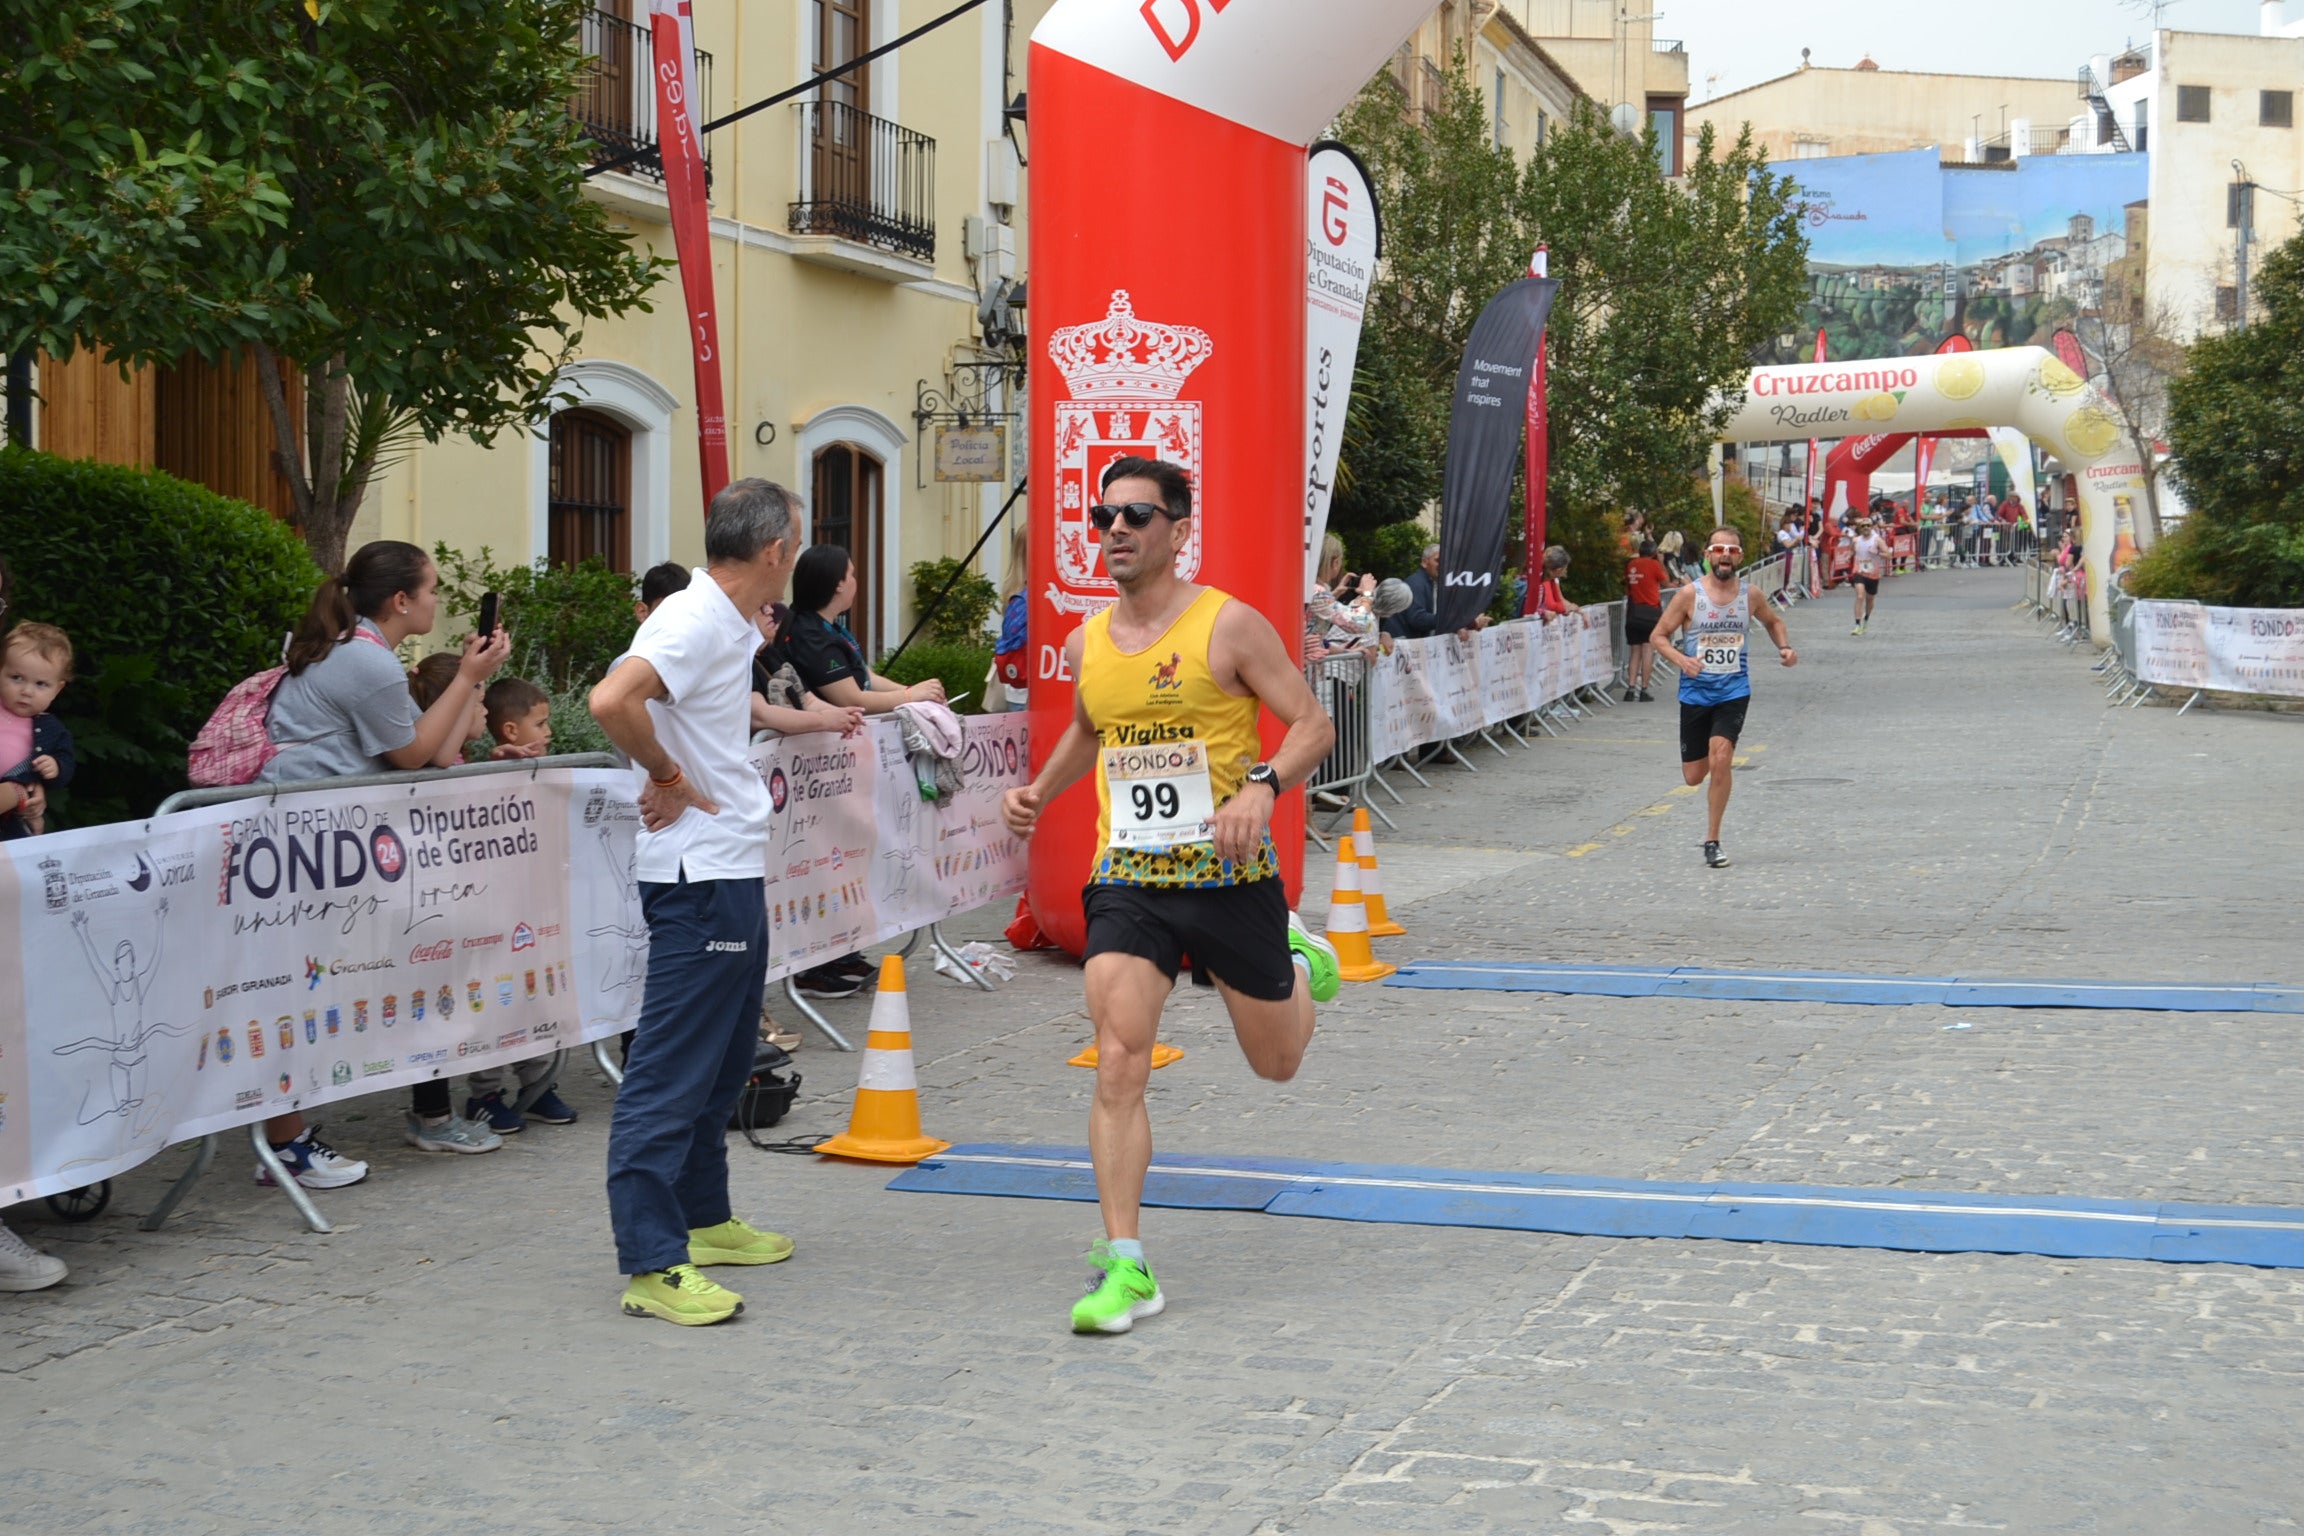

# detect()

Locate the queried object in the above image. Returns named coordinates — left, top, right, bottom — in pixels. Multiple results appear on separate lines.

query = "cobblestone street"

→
left=7, top=569, right=2301, bottom=1535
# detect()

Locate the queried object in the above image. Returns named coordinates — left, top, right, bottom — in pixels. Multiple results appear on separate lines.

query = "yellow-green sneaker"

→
left=689, top=1217, right=795, bottom=1267
left=620, top=1263, right=743, bottom=1325
left=1069, top=1240, right=1165, bottom=1335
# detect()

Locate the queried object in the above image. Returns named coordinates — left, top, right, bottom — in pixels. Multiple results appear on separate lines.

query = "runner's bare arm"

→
left=1209, top=602, right=1335, bottom=864
left=1756, top=599, right=1798, bottom=666
left=1002, top=630, right=1096, bottom=838
left=1650, top=587, right=1700, bottom=677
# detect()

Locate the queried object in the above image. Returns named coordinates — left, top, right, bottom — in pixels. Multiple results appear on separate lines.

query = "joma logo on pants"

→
left=704, top=940, right=750, bottom=954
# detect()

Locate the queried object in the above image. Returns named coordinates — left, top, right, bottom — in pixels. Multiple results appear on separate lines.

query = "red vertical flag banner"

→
left=1519, top=247, right=1549, bottom=616
left=649, top=0, right=729, bottom=512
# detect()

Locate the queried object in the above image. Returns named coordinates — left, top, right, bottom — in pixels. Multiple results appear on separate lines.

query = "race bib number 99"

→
left=1698, top=633, right=1745, bottom=675
left=1103, top=741, right=1216, bottom=849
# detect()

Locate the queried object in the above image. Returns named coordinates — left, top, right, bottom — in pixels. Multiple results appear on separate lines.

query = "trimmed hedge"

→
left=0, top=449, right=323, bottom=825
left=879, top=640, right=994, bottom=715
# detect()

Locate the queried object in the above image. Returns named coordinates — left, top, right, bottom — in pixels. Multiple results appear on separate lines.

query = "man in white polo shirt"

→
left=588, top=479, right=797, bottom=1326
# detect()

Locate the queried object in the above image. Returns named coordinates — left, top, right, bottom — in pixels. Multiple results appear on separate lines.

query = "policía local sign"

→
left=934, top=425, right=1008, bottom=482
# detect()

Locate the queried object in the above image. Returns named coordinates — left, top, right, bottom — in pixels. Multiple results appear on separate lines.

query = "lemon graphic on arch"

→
left=2038, top=356, right=2087, bottom=397
left=2062, top=405, right=2121, bottom=460
left=1852, top=391, right=1900, bottom=421
left=1935, top=355, right=1987, bottom=401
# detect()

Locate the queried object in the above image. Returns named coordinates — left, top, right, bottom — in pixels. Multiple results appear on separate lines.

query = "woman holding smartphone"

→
left=256, top=541, right=514, bottom=1182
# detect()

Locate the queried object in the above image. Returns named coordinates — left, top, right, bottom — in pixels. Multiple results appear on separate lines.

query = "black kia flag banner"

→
left=1436, top=276, right=1557, bottom=633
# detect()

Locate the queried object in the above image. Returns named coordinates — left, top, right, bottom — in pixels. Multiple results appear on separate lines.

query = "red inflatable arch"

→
left=1023, top=0, right=1432, bottom=954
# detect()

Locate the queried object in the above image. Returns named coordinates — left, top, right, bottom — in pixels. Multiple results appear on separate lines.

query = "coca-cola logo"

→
left=409, top=940, right=455, bottom=965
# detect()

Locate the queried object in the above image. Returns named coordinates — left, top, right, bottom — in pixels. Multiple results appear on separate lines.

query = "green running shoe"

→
left=1070, top=1241, right=1165, bottom=1335
left=689, top=1217, right=794, bottom=1267
left=620, top=1262, right=743, bottom=1325
left=1286, top=910, right=1341, bottom=1004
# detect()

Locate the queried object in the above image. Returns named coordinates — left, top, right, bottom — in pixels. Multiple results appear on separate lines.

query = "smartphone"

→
left=945, top=690, right=973, bottom=708
left=476, top=591, right=499, bottom=639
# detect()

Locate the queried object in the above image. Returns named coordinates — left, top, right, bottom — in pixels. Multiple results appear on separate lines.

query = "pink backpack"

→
left=186, top=628, right=392, bottom=787
left=187, top=667, right=290, bottom=787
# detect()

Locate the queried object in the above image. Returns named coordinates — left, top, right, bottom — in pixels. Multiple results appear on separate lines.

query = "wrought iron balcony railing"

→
left=572, top=11, right=714, bottom=184
left=790, top=101, right=937, bottom=263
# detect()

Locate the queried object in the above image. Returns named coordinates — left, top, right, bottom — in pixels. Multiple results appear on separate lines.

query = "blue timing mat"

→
left=888, top=1144, right=2304, bottom=1269
left=1386, top=961, right=2304, bottom=1014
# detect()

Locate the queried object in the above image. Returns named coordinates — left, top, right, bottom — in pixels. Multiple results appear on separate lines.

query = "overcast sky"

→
left=1645, top=0, right=2283, bottom=100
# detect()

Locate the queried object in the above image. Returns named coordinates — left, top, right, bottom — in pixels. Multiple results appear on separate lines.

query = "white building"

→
left=2067, top=1, right=2304, bottom=336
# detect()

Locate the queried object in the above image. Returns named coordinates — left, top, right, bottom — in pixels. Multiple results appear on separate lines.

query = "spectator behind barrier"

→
left=1, top=621, right=76, bottom=840
left=0, top=555, right=71, bottom=1292
left=785, top=545, right=945, bottom=714
left=747, top=601, right=864, bottom=740
left=405, top=652, right=486, bottom=768
left=1532, top=545, right=1580, bottom=623
left=256, top=541, right=515, bottom=1179
left=1383, top=543, right=1442, bottom=641
left=1658, top=530, right=1692, bottom=584
left=635, top=561, right=691, bottom=624
left=484, top=676, right=554, bottom=759
left=1305, top=533, right=1378, bottom=658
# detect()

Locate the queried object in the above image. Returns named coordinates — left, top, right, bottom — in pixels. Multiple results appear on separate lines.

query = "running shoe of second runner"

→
left=1071, top=1240, right=1166, bottom=1335
left=1286, top=911, right=1341, bottom=1003
left=1703, top=840, right=1731, bottom=869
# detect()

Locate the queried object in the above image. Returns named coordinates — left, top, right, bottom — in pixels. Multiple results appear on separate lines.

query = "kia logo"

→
left=1443, top=571, right=1492, bottom=588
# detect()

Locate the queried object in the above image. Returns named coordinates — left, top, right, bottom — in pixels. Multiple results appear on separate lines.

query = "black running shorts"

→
left=1625, top=603, right=1662, bottom=645
left=1679, top=695, right=1750, bottom=763
left=1855, top=574, right=1880, bottom=595
left=1082, top=877, right=1295, bottom=1001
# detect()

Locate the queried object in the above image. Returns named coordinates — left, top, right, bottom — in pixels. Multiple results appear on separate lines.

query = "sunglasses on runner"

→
left=1088, top=501, right=1183, bottom=531
left=1706, top=545, right=1739, bottom=557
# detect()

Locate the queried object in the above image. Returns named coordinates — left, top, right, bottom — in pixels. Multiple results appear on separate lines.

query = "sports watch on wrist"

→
left=1243, top=763, right=1281, bottom=797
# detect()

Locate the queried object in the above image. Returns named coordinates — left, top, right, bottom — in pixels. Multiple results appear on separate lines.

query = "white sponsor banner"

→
left=1, top=715, right=1028, bottom=1203
left=1303, top=143, right=1380, bottom=586
left=1368, top=603, right=1622, bottom=759
left=2132, top=600, right=2304, bottom=698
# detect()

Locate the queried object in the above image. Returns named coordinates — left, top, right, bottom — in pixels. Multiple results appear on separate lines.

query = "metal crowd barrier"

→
left=141, top=753, right=621, bottom=1234
left=1302, top=648, right=1382, bottom=849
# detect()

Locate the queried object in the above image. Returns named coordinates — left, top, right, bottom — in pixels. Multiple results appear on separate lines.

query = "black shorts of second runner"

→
left=1625, top=602, right=1662, bottom=644
left=1854, top=573, right=1880, bottom=595
left=1680, top=695, right=1751, bottom=763
left=1082, top=877, right=1295, bottom=1001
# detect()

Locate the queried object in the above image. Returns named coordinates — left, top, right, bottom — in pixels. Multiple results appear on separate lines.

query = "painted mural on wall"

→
left=1770, top=149, right=2150, bottom=363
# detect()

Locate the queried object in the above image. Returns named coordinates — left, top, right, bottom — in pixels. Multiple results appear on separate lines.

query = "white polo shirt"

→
left=619, top=569, right=771, bottom=885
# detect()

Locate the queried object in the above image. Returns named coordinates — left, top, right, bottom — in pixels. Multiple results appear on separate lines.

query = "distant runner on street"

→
left=1650, top=526, right=1797, bottom=869
left=1001, top=456, right=1339, bottom=1337
left=1850, top=517, right=1889, bottom=635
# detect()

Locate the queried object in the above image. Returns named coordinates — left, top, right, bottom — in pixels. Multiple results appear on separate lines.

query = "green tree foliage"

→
left=2128, top=233, right=2304, bottom=607
left=1334, top=70, right=1809, bottom=603
left=906, top=558, right=1000, bottom=646
left=0, top=0, right=665, bottom=572
left=430, top=543, right=635, bottom=753
left=879, top=642, right=993, bottom=715
left=0, top=449, right=323, bottom=824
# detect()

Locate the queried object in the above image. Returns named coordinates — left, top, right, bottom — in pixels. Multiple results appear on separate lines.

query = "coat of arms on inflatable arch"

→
left=1045, top=290, right=1214, bottom=616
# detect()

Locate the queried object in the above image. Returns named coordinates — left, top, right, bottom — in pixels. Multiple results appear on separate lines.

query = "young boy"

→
left=0, top=622, right=77, bottom=840
left=634, top=562, right=691, bottom=625
left=483, top=677, right=553, bottom=759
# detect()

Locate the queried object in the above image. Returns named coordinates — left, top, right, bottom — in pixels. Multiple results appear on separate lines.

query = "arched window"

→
left=548, top=408, right=632, bottom=571
left=812, top=442, right=884, bottom=652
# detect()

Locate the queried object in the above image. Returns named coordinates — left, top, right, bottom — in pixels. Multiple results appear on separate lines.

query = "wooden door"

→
left=812, top=0, right=871, bottom=211
left=812, top=442, right=884, bottom=654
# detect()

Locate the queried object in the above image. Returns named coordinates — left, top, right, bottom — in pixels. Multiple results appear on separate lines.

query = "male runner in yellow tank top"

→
left=1002, top=456, right=1340, bottom=1335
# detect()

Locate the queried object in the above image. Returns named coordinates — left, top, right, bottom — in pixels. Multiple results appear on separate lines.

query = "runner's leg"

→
left=1083, top=952, right=1173, bottom=1242
left=1211, top=976, right=1314, bottom=1083
left=1705, top=736, right=1734, bottom=841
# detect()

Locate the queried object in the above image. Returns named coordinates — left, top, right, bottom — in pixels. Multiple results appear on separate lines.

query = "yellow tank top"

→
left=1079, top=587, right=1277, bottom=888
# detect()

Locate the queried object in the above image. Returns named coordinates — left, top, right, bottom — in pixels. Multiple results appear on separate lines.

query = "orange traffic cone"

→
left=817, top=956, right=950, bottom=1164
left=1353, top=809, right=1406, bottom=937
left=1326, top=837, right=1397, bottom=983
left=1068, top=1039, right=1185, bottom=1070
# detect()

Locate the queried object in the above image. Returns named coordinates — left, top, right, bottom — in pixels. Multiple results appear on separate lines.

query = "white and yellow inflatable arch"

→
left=1715, top=347, right=2145, bottom=639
